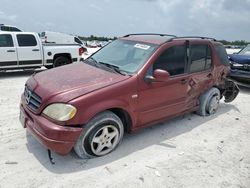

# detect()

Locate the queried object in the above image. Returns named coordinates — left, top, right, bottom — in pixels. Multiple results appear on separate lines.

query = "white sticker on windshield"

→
left=134, top=43, right=150, bottom=50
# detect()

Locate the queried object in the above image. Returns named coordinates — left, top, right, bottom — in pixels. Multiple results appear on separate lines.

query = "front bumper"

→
left=230, top=68, right=250, bottom=79
left=20, top=102, right=82, bottom=155
left=229, top=69, right=250, bottom=87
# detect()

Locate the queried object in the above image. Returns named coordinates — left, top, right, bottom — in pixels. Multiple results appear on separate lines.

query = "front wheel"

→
left=74, top=111, right=124, bottom=159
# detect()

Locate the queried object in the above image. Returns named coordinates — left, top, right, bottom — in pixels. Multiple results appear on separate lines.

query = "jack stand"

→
left=47, top=149, right=55, bottom=165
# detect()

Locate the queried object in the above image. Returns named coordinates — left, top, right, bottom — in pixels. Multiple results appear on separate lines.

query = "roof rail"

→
left=172, top=36, right=216, bottom=41
left=123, top=33, right=177, bottom=38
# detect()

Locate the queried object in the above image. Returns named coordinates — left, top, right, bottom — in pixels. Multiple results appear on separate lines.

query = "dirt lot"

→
left=0, top=70, right=250, bottom=188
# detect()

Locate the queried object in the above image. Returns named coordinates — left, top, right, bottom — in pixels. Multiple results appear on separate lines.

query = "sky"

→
left=0, top=0, right=250, bottom=41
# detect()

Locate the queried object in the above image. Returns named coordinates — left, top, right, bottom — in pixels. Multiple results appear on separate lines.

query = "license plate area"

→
left=19, top=109, right=26, bottom=128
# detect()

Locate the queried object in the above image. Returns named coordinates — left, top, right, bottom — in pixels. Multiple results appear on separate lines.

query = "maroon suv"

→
left=20, top=34, right=239, bottom=158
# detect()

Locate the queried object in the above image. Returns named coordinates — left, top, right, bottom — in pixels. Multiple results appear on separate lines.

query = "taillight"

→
left=79, top=47, right=84, bottom=56
left=45, top=36, right=47, bottom=43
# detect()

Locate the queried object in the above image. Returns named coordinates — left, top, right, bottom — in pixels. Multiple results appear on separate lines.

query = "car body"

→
left=0, top=32, right=84, bottom=70
left=228, top=44, right=250, bottom=87
left=40, top=31, right=88, bottom=58
left=41, top=31, right=83, bottom=45
left=20, top=34, right=239, bottom=158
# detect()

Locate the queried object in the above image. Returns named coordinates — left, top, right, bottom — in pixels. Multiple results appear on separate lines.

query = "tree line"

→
left=78, top=35, right=117, bottom=41
left=78, top=35, right=250, bottom=46
left=218, top=40, right=250, bottom=46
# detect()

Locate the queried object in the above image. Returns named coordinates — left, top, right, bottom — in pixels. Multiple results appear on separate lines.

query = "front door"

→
left=0, top=33, right=18, bottom=68
left=137, top=42, right=191, bottom=126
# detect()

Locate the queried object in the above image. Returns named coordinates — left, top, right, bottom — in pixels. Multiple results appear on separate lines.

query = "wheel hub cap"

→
left=90, top=125, right=119, bottom=156
left=208, top=95, right=219, bottom=114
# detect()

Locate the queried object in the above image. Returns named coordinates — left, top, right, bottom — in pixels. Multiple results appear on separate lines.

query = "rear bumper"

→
left=20, top=103, right=82, bottom=155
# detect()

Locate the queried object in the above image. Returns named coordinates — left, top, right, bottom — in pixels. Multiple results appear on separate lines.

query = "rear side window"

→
left=41, top=32, right=45, bottom=37
left=189, top=44, right=212, bottom=73
left=0, top=34, right=14, bottom=47
left=153, top=45, right=186, bottom=76
left=10, top=27, right=21, bottom=32
left=214, top=44, right=230, bottom=66
left=17, top=34, right=37, bottom=46
left=0, top=26, right=10, bottom=31
left=0, top=26, right=21, bottom=32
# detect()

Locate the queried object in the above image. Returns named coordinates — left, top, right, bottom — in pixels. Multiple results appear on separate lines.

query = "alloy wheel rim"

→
left=90, top=125, right=119, bottom=156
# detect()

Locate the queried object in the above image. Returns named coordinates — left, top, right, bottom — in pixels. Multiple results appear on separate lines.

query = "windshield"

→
left=90, top=39, right=158, bottom=73
left=238, top=44, right=250, bottom=55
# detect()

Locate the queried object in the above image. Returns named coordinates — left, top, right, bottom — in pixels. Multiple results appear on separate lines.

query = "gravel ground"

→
left=0, top=70, right=249, bottom=188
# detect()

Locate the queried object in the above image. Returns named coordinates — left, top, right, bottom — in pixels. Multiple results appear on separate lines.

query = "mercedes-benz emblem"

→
left=25, top=90, right=32, bottom=104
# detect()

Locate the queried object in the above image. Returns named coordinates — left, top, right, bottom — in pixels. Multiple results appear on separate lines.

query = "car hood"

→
left=26, top=62, right=130, bottom=106
left=229, top=54, right=250, bottom=64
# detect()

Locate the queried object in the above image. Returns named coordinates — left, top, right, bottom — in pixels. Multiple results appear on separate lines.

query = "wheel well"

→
left=108, top=108, right=132, bottom=133
left=53, top=53, right=71, bottom=62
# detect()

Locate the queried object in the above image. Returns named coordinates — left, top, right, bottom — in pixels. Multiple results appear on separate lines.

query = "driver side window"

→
left=153, top=45, right=186, bottom=76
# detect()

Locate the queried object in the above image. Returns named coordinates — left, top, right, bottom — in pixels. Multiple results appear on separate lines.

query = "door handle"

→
left=32, top=49, right=39, bottom=51
left=7, top=50, right=15, bottom=52
left=207, top=73, right=212, bottom=78
left=180, top=79, right=188, bottom=84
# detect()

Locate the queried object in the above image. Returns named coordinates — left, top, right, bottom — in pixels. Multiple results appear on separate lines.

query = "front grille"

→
left=24, top=86, right=42, bottom=111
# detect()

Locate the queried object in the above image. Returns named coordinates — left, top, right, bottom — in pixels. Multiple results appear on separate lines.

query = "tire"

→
left=53, top=56, right=70, bottom=67
left=74, top=111, right=124, bottom=159
left=197, top=87, right=221, bottom=116
left=45, top=65, right=52, bottom=69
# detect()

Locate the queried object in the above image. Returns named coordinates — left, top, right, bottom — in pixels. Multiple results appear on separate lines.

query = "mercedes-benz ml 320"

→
left=20, top=34, right=239, bottom=159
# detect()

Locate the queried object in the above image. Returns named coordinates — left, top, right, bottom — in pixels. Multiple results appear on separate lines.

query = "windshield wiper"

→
left=86, top=57, right=99, bottom=67
left=86, top=58, right=127, bottom=75
left=98, top=61, right=127, bottom=75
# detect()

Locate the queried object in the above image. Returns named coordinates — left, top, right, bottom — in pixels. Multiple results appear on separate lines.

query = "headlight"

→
left=230, top=61, right=243, bottom=67
left=43, top=103, right=77, bottom=122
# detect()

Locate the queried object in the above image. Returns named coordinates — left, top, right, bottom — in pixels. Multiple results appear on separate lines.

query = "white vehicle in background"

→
left=40, top=31, right=88, bottom=57
left=226, top=48, right=242, bottom=55
left=40, top=31, right=83, bottom=45
left=0, top=24, right=22, bottom=32
left=0, top=32, right=84, bottom=71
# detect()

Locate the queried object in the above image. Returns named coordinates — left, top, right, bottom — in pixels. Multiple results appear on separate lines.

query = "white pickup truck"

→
left=0, top=32, right=84, bottom=70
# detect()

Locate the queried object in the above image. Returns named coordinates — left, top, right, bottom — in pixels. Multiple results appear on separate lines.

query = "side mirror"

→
left=145, top=69, right=170, bottom=83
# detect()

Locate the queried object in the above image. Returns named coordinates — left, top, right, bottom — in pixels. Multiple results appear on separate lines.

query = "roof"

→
left=120, top=34, right=217, bottom=45
left=121, top=34, right=175, bottom=45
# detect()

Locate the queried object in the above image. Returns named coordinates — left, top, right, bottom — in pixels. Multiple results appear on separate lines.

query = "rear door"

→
left=0, top=33, right=18, bottom=68
left=16, top=34, right=43, bottom=67
left=185, top=41, right=214, bottom=108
